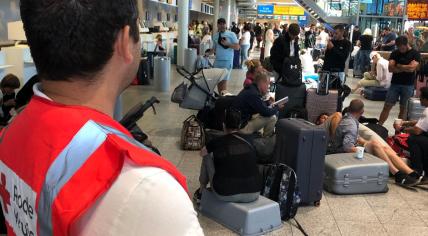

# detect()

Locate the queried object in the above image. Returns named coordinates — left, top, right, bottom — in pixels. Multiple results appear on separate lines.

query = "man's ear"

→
left=115, top=25, right=134, bottom=64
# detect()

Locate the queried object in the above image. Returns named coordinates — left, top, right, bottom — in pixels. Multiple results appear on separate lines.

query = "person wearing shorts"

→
left=212, top=18, right=240, bottom=94
left=379, top=36, right=421, bottom=125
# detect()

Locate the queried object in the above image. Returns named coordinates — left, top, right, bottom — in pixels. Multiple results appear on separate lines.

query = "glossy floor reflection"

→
left=121, top=49, right=428, bottom=236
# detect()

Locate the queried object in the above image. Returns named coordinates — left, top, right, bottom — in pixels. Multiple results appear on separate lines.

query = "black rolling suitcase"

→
left=274, top=118, right=327, bottom=206
left=137, top=58, right=151, bottom=85
left=233, top=49, right=240, bottom=69
left=275, top=83, right=307, bottom=119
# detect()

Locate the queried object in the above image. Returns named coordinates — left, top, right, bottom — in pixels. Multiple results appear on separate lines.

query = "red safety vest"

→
left=0, top=96, right=188, bottom=236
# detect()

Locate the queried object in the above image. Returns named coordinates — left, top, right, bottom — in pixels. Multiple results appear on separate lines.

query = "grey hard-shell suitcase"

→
left=324, top=153, right=389, bottom=195
left=407, top=97, right=425, bottom=121
left=274, top=118, right=327, bottom=205
left=306, top=88, right=338, bottom=123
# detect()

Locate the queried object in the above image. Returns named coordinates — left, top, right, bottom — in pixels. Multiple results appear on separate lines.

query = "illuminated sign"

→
left=407, top=0, right=428, bottom=20
left=274, top=5, right=305, bottom=15
left=257, top=5, right=274, bottom=14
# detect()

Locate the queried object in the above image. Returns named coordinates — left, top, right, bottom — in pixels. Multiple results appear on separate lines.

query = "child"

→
left=196, top=49, right=213, bottom=70
left=0, top=74, right=20, bottom=125
left=243, top=59, right=264, bottom=87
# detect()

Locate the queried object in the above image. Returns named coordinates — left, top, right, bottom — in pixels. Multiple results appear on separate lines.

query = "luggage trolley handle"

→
left=119, top=96, right=160, bottom=129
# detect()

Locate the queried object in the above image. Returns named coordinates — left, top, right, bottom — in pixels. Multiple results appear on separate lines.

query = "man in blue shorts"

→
left=379, top=36, right=421, bottom=125
left=212, top=18, right=240, bottom=94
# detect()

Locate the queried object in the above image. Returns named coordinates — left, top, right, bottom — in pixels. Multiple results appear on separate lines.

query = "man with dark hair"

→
left=379, top=36, right=421, bottom=125
left=212, top=18, right=240, bottom=94
left=194, top=108, right=261, bottom=204
left=231, top=21, right=240, bottom=38
left=255, top=22, right=263, bottom=48
left=0, top=0, right=202, bottom=235
left=352, top=26, right=361, bottom=46
left=396, top=87, right=428, bottom=183
left=381, top=27, right=397, bottom=51
left=329, top=99, right=422, bottom=186
left=322, top=24, right=352, bottom=85
left=304, top=24, right=316, bottom=48
left=0, top=74, right=20, bottom=124
left=270, top=23, right=300, bottom=75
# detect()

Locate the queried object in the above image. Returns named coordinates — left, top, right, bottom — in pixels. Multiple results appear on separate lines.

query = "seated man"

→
left=395, top=87, right=428, bottom=183
left=196, top=49, right=213, bottom=70
left=328, top=99, right=422, bottom=187
left=232, top=72, right=284, bottom=137
left=352, top=52, right=392, bottom=93
left=0, top=74, right=21, bottom=125
left=194, top=108, right=261, bottom=203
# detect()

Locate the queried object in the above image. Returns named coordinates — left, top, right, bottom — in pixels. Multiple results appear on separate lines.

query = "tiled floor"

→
left=121, top=49, right=428, bottom=236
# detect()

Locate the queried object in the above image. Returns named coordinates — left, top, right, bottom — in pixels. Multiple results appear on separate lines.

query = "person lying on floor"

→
left=326, top=99, right=423, bottom=187
left=394, top=87, right=428, bottom=184
left=352, top=52, right=392, bottom=94
left=232, top=72, right=284, bottom=137
left=194, top=108, right=261, bottom=204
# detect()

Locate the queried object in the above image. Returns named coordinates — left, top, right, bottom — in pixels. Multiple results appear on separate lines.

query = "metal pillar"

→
left=213, top=0, right=220, bottom=34
left=226, top=0, right=231, bottom=27
left=178, top=0, right=189, bottom=67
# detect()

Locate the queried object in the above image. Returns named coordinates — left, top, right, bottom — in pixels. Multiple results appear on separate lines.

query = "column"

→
left=213, top=0, right=220, bottom=34
left=226, top=0, right=231, bottom=27
left=178, top=0, right=189, bottom=66
left=137, top=0, right=144, bottom=20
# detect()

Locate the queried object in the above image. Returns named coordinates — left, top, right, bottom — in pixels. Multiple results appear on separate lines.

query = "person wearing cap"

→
left=211, top=18, right=240, bottom=94
left=379, top=36, right=421, bottom=125
left=353, top=28, right=374, bottom=76
left=352, top=52, right=392, bottom=93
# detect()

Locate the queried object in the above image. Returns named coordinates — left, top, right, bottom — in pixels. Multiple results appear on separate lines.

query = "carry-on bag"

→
left=306, top=88, right=338, bottom=123
left=407, top=97, right=425, bottom=120
left=275, top=83, right=307, bottom=119
left=363, top=86, right=388, bottom=101
left=274, top=118, right=327, bottom=205
left=278, top=57, right=302, bottom=87
left=324, top=153, right=389, bottom=194
left=233, top=49, right=240, bottom=69
left=181, top=115, right=205, bottom=150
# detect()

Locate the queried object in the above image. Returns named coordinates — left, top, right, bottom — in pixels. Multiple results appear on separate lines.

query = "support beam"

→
left=213, top=0, right=220, bottom=34
left=178, top=0, right=189, bottom=66
left=226, top=0, right=231, bottom=27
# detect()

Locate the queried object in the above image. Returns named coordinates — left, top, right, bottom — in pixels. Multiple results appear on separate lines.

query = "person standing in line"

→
left=353, top=28, right=374, bottom=76
left=379, top=36, right=421, bottom=125
left=380, top=27, right=397, bottom=51
left=212, top=18, right=240, bottom=94
left=264, top=24, right=274, bottom=59
left=254, top=22, right=263, bottom=48
left=317, top=27, right=329, bottom=49
left=240, top=24, right=251, bottom=68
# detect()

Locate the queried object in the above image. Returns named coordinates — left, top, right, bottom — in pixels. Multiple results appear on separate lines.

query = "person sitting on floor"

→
left=0, top=74, right=20, bottom=125
left=328, top=99, right=423, bottom=187
left=395, top=87, right=428, bottom=184
left=232, top=72, right=284, bottom=137
left=194, top=108, right=261, bottom=204
left=243, top=59, right=264, bottom=87
left=196, top=49, right=213, bottom=70
left=352, top=52, right=392, bottom=93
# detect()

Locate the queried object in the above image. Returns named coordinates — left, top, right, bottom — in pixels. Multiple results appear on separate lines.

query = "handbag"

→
left=181, top=115, right=205, bottom=150
left=171, top=82, right=188, bottom=104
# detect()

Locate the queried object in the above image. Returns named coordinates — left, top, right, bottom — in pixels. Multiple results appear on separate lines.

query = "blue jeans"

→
left=354, top=50, right=371, bottom=75
left=240, top=44, right=250, bottom=66
left=385, top=84, right=414, bottom=107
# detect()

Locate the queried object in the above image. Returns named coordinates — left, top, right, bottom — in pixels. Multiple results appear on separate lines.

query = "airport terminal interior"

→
left=1, top=0, right=428, bottom=235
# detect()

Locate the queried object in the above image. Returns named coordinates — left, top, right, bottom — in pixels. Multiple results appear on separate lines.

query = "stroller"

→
left=173, top=66, right=228, bottom=110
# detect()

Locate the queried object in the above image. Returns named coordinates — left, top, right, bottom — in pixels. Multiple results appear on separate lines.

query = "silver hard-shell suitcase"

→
left=407, top=97, right=425, bottom=121
left=324, top=153, right=389, bottom=195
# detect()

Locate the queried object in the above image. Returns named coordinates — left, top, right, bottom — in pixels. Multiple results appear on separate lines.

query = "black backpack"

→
left=279, top=56, right=302, bottom=87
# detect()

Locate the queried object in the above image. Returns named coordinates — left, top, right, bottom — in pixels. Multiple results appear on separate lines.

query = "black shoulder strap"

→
left=232, top=134, right=255, bottom=151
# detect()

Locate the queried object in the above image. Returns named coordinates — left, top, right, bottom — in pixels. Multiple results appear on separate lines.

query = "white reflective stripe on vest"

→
left=38, top=120, right=148, bottom=236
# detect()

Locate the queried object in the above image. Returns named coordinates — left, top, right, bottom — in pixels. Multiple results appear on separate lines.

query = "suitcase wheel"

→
left=314, top=201, right=321, bottom=207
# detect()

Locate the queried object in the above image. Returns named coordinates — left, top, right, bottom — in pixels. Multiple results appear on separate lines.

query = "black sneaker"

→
left=396, top=172, right=421, bottom=187
left=193, top=188, right=202, bottom=205
left=418, top=176, right=428, bottom=185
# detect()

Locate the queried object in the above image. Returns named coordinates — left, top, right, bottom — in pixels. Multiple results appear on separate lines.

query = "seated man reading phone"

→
left=232, top=72, right=285, bottom=137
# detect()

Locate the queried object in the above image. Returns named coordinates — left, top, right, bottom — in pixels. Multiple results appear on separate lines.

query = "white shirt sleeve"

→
left=71, top=162, right=203, bottom=236
left=416, top=108, right=428, bottom=132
